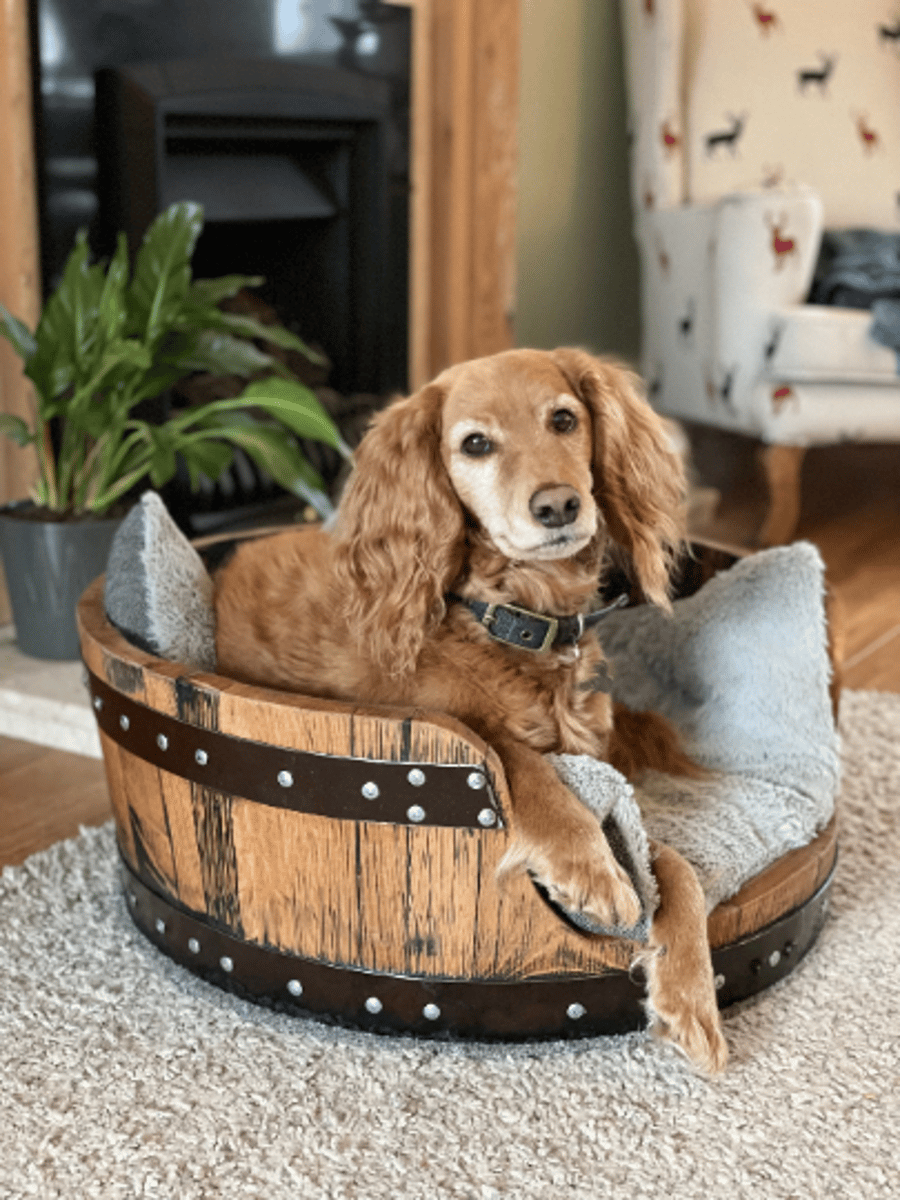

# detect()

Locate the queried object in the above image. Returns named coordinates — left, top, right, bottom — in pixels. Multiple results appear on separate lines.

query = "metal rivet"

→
left=287, top=979, right=303, bottom=997
left=195, top=749, right=208, bottom=766
left=768, top=950, right=781, bottom=968
left=783, top=941, right=795, bottom=957
left=423, top=1003, right=441, bottom=1021
left=467, top=771, right=486, bottom=790
left=119, top=714, right=130, bottom=731
left=219, top=956, right=234, bottom=973
left=407, top=804, right=426, bottom=824
left=278, top=770, right=294, bottom=788
left=714, top=973, right=726, bottom=991
left=477, top=808, right=496, bottom=827
left=188, top=938, right=200, bottom=954
left=362, top=781, right=380, bottom=800
left=154, top=918, right=166, bottom=935
left=156, top=733, right=168, bottom=751
left=93, top=696, right=103, bottom=712
left=127, top=892, right=137, bottom=908
left=407, top=768, right=426, bottom=787
left=365, top=996, right=383, bottom=1014
left=567, top=1002, right=586, bottom=1020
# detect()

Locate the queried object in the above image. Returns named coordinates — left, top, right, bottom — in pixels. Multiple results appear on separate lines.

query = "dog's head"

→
left=333, top=348, right=686, bottom=676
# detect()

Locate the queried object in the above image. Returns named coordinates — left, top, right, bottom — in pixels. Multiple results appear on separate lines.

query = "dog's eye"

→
left=551, top=408, right=578, bottom=434
left=461, top=432, right=494, bottom=457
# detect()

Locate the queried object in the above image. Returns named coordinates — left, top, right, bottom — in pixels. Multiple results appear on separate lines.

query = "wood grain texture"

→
left=0, top=735, right=110, bottom=868
left=692, top=440, right=900, bottom=691
left=408, top=0, right=519, bottom=387
left=0, top=0, right=42, bottom=623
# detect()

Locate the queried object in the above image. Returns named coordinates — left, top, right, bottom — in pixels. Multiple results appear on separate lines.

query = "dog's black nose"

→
left=529, top=485, right=581, bottom=528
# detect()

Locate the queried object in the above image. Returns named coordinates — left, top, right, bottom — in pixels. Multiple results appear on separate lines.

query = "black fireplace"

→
left=96, top=57, right=395, bottom=396
left=30, top=0, right=411, bottom=398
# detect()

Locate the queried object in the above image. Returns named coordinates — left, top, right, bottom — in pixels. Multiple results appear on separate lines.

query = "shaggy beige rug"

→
left=1, top=689, right=898, bottom=1200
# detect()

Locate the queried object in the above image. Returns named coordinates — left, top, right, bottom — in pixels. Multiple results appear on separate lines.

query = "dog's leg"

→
left=490, top=735, right=642, bottom=930
left=637, top=841, right=728, bottom=1074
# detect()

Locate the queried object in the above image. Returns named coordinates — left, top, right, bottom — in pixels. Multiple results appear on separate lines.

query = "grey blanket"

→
left=808, top=227, right=900, bottom=353
left=556, top=543, right=839, bottom=937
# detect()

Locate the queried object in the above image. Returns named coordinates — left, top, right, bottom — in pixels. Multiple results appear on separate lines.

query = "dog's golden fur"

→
left=214, top=347, right=728, bottom=1073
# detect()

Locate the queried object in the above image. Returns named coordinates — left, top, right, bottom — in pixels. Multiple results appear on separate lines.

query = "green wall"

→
left=516, top=0, right=640, bottom=362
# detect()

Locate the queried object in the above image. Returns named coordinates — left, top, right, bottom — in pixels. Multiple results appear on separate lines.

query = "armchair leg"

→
left=757, top=444, right=806, bottom=546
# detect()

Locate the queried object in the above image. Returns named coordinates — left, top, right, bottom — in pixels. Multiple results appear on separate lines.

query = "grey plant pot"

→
left=0, top=502, right=122, bottom=660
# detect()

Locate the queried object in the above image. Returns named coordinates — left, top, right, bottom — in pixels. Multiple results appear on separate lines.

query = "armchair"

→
left=622, top=0, right=900, bottom=543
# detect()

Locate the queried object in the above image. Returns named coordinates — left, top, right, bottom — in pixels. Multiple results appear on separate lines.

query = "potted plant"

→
left=0, top=201, right=349, bottom=659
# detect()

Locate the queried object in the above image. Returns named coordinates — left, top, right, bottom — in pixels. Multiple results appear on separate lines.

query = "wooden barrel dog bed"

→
left=78, top=540, right=838, bottom=1041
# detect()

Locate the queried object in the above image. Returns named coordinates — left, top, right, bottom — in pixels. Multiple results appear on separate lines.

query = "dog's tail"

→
left=607, top=703, right=706, bottom=781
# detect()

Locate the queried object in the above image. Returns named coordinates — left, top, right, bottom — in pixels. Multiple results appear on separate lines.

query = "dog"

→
left=214, top=347, right=728, bottom=1073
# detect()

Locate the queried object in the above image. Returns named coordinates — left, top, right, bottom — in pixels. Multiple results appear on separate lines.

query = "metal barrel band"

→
left=121, top=854, right=835, bottom=1042
left=87, top=668, right=502, bottom=829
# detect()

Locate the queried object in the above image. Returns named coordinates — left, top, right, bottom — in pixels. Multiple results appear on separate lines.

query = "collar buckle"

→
left=481, top=602, right=558, bottom=653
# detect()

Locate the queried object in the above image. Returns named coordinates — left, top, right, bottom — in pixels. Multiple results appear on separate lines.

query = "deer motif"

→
left=660, top=118, right=681, bottom=156
left=705, top=114, right=747, bottom=157
left=797, top=54, right=836, bottom=94
left=749, top=3, right=781, bottom=35
left=761, top=163, right=785, bottom=189
left=655, top=232, right=670, bottom=276
left=854, top=113, right=880, bottom=153
left=764, top=321, right=785, bottom=365
left=766, top=214, right=797, bottom=269
left=771, top=384, right=796, bottom=413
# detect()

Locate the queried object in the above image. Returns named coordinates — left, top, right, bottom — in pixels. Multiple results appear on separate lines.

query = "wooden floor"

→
left=1, top=440, right=898, bottom=869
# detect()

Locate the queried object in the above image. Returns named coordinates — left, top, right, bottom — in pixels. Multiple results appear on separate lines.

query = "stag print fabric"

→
left=684, top=0, right=900, bottom=227
left=624, top=0, right=900, bottom=226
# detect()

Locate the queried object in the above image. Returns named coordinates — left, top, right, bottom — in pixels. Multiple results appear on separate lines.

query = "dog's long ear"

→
left=552, top=348, right=686, bottom=609
left=331, top=383, right=466, bottom=677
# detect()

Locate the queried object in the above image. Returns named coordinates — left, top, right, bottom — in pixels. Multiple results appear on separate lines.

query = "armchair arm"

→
left=635, top=187, right=824, bottom=433
left=711, top=185, right=824, bottom=340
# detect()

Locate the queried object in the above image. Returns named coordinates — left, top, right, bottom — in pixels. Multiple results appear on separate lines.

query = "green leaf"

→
left=26, top=230, right=95, bottom=407
left=217, top=312, right=327, bottom=363
left=128, top=202, right=204, bottom=344
left=238, top=377, right=350, bottom=454
left=95, top=234, right=131, bottom=350
left=218, top=418, right=332, bottom=515
left=164, top=328, right=278, bottom=377
left=0, top=303, right=37, bottom=361
left=0, top=413, right=35, bottom=447
left=176, top=437, right=234, bottom=489
left=146, top=424, right=179, bottom=488
left=189, top=275, right=265, bottom=306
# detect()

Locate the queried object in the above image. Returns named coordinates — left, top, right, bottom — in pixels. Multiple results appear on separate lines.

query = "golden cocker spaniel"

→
left=214, top=348, right=728, bottom=1073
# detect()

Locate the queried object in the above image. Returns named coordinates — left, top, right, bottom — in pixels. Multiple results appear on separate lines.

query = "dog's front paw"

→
left=501, top=823, right=642, bottom=931
left=543, top=852, right=642, bottom=932
left=639, top=943, right=729, bottom=1076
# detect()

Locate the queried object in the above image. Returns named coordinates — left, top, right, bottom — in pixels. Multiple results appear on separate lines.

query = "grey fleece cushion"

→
left=552, top=542, right=840, bottom=936
left=104, top=492, right=216, bottom=671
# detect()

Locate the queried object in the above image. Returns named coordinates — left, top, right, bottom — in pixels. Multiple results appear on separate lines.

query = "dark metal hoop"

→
left=121, top=855, right=833, bottom=1041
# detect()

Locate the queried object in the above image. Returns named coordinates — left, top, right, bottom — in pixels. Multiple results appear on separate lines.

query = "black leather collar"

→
left=445, top=592, right=629, bottom=653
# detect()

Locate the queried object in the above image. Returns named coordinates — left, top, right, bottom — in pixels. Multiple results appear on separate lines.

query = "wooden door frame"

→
left=0, top=0, right=520, bottom=509
left=401, top=0, right=519, bottom=388
left=0, top=0, right=41, bottom=511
